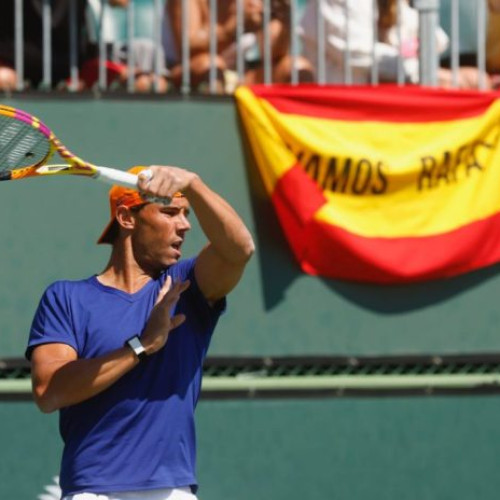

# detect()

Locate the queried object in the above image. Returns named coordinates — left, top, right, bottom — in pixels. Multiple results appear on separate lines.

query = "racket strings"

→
left=0, top=116, right=50, bottom=170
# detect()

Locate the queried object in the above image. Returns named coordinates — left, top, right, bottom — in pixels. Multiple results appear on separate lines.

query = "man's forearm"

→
left=185, top=176, right=255, bottom=264
left=32, top=346, right=139, bottom=413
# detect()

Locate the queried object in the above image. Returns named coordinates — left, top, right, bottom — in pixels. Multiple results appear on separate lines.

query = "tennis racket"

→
left=0, top=104, right=151, bottom=188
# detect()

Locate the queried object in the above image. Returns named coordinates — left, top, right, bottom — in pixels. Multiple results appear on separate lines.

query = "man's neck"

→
left=96, top=266, right=154, bottom=294
left=97, top=242, right=160, bottom=294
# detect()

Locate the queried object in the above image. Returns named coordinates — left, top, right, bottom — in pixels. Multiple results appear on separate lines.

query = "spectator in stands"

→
left=0, top=0, right=166, bottom=93
left=299, top=0, right=490, bottom=89
left=164, top=0, right=314, bottom=93
left=487, top=0, right=500, bottom=85
left=85, top=0, right=170, bottom=93
left=248, top=0, right=315, bottom=85
left=0, top=0, right=89, bottom=91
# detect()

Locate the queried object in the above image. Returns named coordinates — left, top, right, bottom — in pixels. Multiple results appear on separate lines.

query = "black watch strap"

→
left=125, top=335, right=148, bottom=361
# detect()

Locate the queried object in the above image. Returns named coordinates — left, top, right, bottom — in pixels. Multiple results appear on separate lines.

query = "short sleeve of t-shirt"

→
left=26, top=281, right=77, bottom=360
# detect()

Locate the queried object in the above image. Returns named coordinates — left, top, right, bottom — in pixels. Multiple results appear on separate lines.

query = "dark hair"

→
left=377, top=0, right=398, bottom=40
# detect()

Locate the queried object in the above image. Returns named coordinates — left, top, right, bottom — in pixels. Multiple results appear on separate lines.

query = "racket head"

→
left=0, top=105, right=97, bottom=181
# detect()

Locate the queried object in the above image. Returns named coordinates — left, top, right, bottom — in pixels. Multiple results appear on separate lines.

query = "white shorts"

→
left=63, top=486, right=197, bottom=500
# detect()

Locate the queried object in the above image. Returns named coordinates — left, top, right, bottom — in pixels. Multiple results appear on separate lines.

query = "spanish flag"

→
left=235, top=84, right=500, bottom=284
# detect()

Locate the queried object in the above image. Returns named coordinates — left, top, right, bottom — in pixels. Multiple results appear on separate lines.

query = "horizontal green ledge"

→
left=3, top=373, right=500, bottom=396
left=202, top=374, right=500, bottom=391
left=0, top=379, right=31, bottom=393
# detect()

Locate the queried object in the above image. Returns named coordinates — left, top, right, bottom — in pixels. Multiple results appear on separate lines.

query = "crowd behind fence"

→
left=0, top=0, right=499, bottom=95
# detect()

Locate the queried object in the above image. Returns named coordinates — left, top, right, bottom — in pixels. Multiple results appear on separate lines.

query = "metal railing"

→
left=3, top=0, right=492, bottom=94
left=4, top=354, right=500, bottom=400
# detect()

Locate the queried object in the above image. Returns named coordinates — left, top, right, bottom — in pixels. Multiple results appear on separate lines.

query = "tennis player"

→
left=26, top=165, right=255, bottom=500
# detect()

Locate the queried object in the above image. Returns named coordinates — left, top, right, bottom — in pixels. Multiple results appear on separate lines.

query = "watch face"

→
left=127, top=336, right=147, bottom=360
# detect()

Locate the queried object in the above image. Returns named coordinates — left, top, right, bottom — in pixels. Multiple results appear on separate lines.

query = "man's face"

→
left=130, top=197, right=191, bottom=273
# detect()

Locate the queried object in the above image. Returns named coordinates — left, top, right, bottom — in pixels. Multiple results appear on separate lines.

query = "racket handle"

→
left=95, top=166, right=170, bottom=204
left=94, top=166, right=140, bottom=188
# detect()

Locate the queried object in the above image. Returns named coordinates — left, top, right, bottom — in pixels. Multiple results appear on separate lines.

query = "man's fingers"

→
left=137, top=165, right=194, bottom=200
left=170, top=313, right=186, bottom=330
left=155, top=275, right=172, bottom=306
left=138, top=169, right=153, bottom=183
left=162, top=280, right=190, bottom=309
left=177, top=280, right=191, bottom=294
left=158, top=279, right=190, bottom=309
left=138, top=166, right=176, bottom=199
left=137, top=168, right=153, bottom=192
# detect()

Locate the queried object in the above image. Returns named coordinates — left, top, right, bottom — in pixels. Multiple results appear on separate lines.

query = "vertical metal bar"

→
left=14, top=0, right=24, bottom=91
left=450, top=0, right=459, bottom=87
left=127, top=0, right=135, bottom=93
left=430, top=1, right=439, bottom=85
left=42, top=0, right=52, bottom=89
left=316, top=0, right=326, bottom=84
left=181, top=0, right=191, bottom=94
left=371, top=0, right=379, bottom=85
left=209, top=0, right=217, bottom=93
left=153, top=0, right=162, bottom=93
left=98, top=0, right=107, bottom=90
left=396, top=0, right=404, bottom=85
left=236, top=0, right=245, bottom=84
left=343, top=0, right=352, bottom=85
left=477, top=0, right=487, bottom=90
left=290, top=0, right=299, bottom=85
left=262, top=0, right=272, bottom=85
left=414, top=0, right=439, bottom=86
left=68, top=0, right=79, bottom=92
left=263, top=0, right=272, bottom=85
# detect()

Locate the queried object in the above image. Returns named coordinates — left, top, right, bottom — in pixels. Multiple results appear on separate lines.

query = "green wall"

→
left=2, top=96, right=500, bottom=500
left=1, top=97, right=500, bottom=357
left=3, top=397, right=500, bottom=499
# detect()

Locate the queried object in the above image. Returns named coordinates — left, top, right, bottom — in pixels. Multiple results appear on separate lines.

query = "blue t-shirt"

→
left=26, top=258, right=225, bottom=497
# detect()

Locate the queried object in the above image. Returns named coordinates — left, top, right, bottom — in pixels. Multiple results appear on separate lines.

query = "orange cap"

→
left=97, top=166, right=150, bottom=245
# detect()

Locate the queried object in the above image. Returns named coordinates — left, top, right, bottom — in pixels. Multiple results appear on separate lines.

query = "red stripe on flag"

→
left=249, top=84, right=500, bottom=123
left=270, top=164, right=326, bottom=258
left=300, top=213, right=500, bottom=283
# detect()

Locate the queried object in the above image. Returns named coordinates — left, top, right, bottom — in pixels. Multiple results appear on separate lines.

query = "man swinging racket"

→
left=26, top=165, right=255, bottom=500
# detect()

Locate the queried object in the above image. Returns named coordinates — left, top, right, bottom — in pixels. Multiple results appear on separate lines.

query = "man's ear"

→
left=115, top=205, right=136, bottom=231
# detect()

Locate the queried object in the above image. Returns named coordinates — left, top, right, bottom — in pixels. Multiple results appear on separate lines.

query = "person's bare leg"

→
left=438, top=67, right=492, bottom=89
left=272, top=55, right=315, bottom=83
left=169, top=53, right=226, bottom=93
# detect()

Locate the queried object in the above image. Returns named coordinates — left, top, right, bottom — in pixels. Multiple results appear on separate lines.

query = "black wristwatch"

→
left=125, top=335, right=148, bottom=361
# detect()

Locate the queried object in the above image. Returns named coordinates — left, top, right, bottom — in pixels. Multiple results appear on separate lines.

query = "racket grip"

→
left=95, top=166, right=170, bottom=205
left=95, top=166, right=140, bottom=188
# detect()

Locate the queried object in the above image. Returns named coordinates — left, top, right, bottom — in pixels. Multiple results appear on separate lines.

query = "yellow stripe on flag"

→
left=236, top=87, right=296, bottom=194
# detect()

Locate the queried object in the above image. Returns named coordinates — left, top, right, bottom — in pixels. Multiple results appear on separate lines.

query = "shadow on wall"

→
left=236, top=109, right=500, bottom=315
left=321, top=263, right=500, bottom=314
